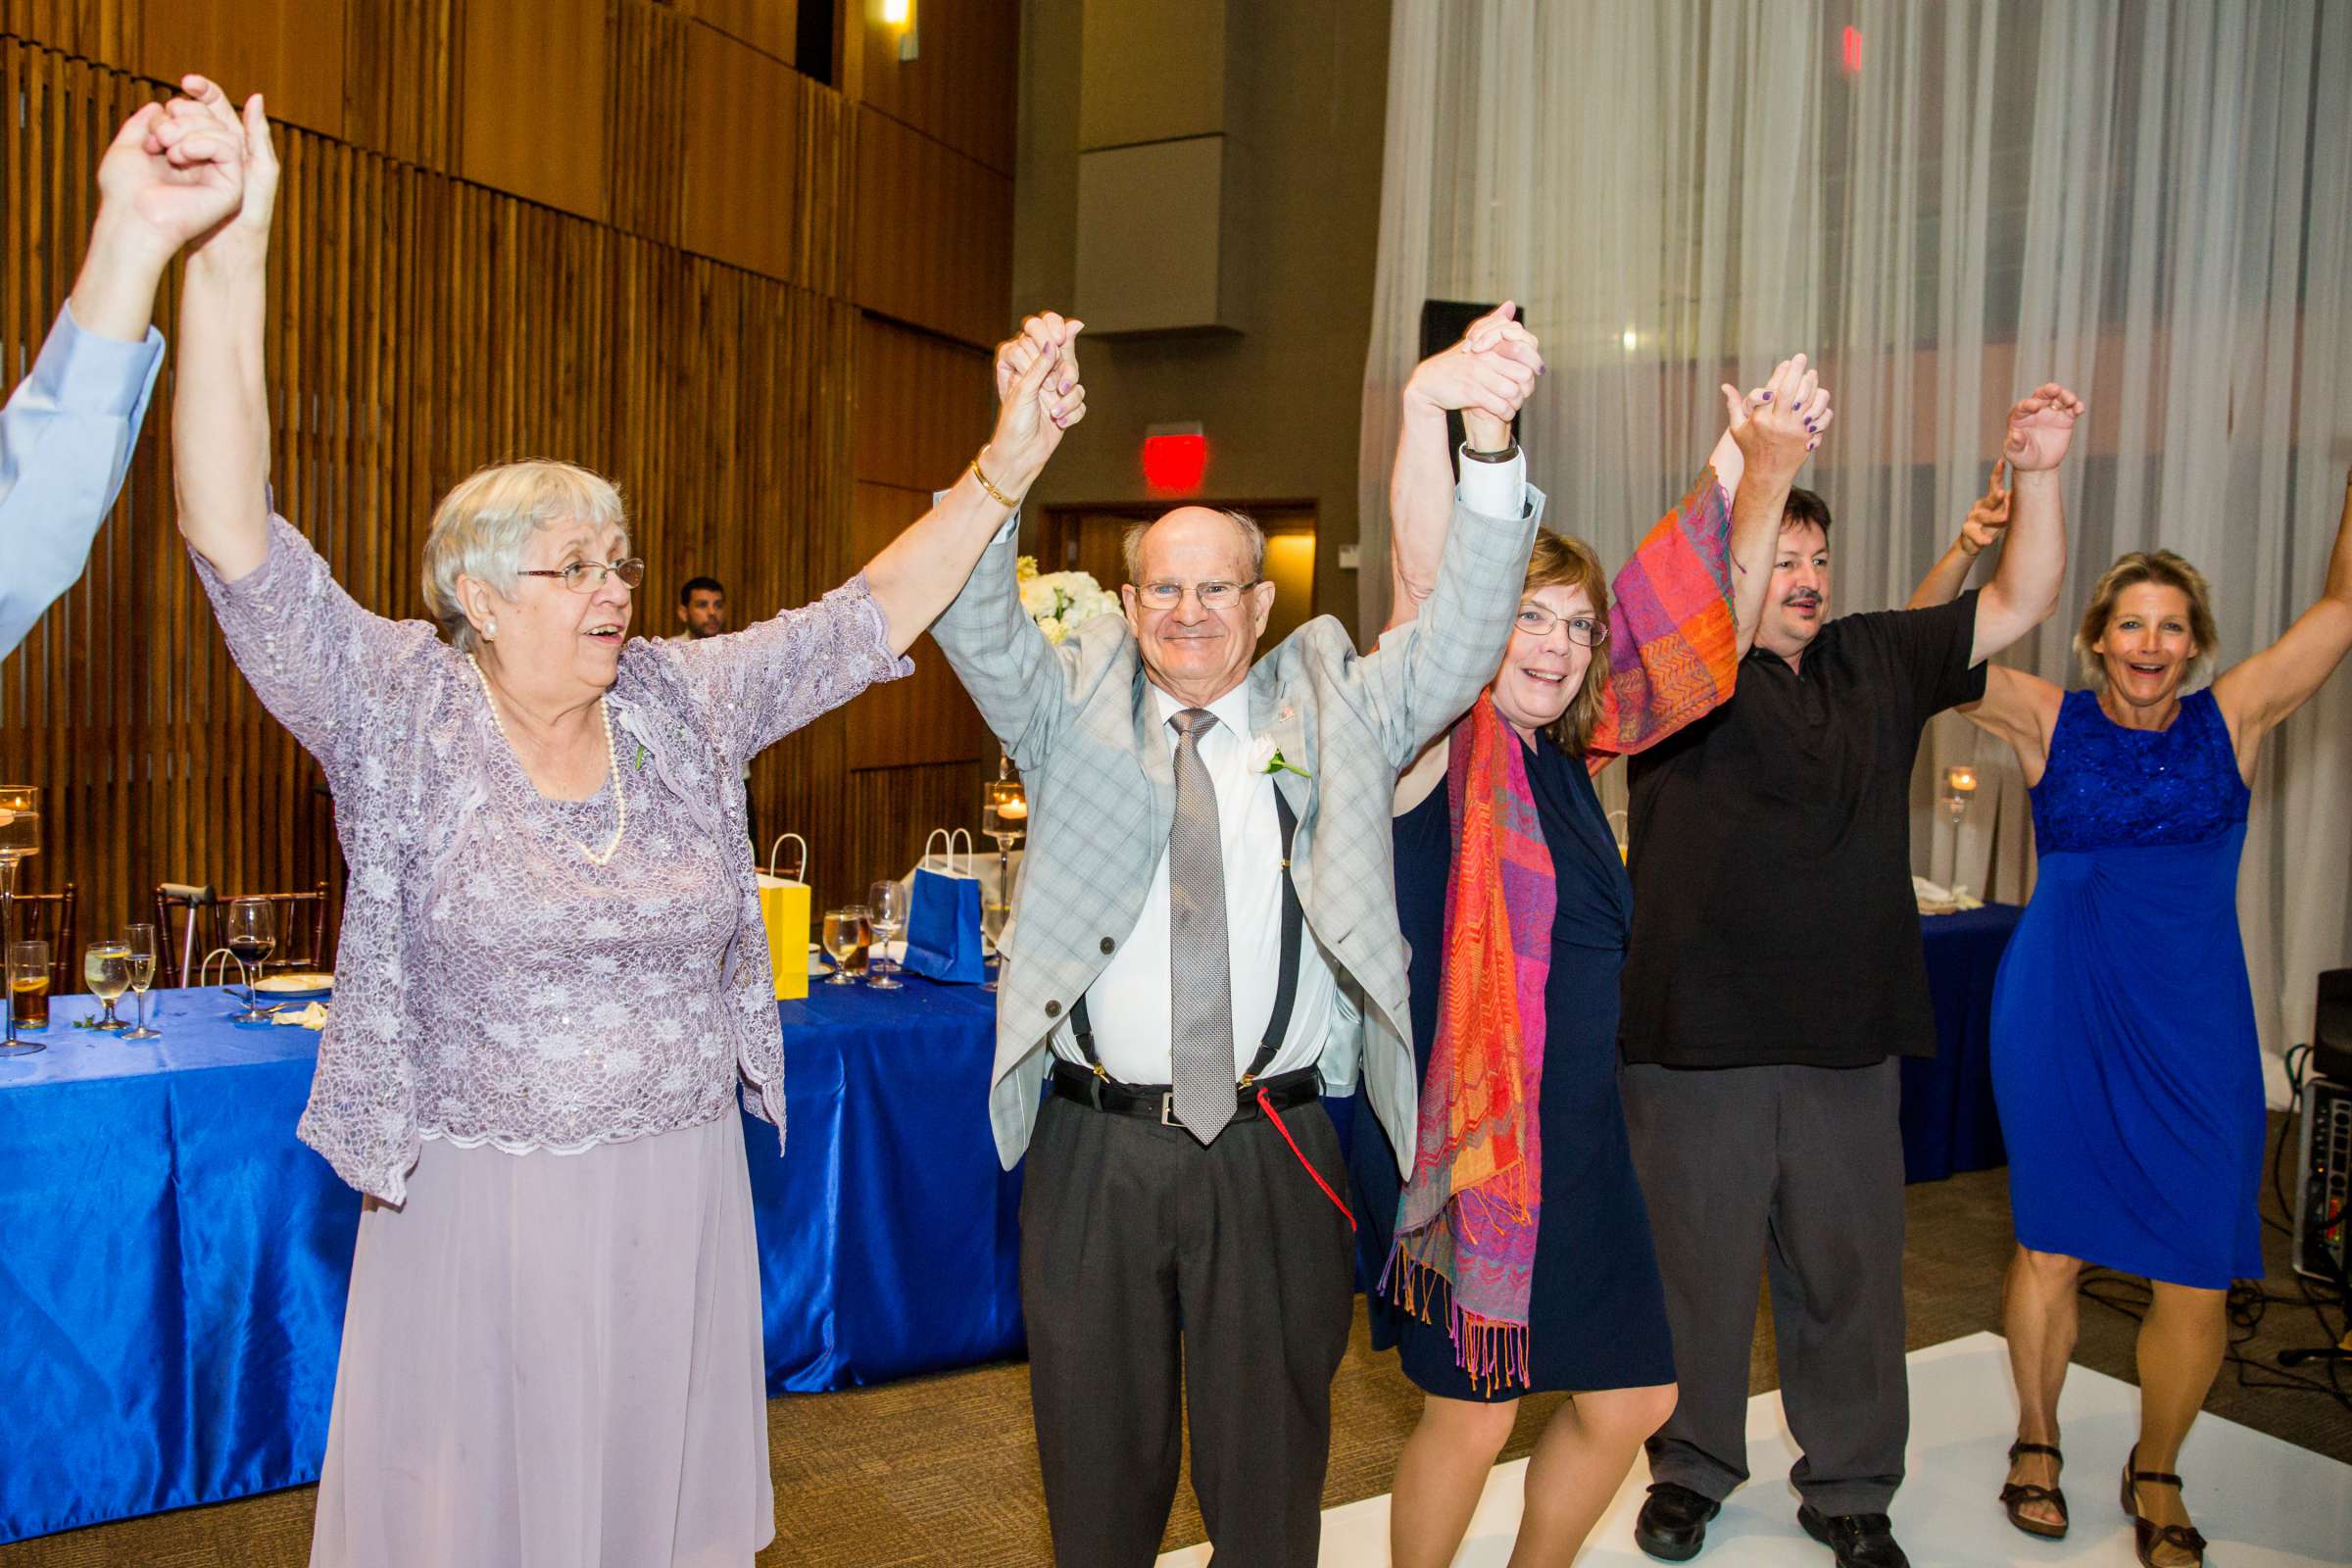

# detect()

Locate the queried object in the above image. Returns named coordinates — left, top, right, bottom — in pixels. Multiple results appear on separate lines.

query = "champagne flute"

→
left=820, top=906, right=867, bottom=986
left=865, top=880, right=906, bottom=991
left=3, top=940, right=47, bottom=1054
left=123, top=922, right=161, bottom=1040
left=224, top=897, right=276, bottom=1023
left=82, top=941, right=131, bottom=1032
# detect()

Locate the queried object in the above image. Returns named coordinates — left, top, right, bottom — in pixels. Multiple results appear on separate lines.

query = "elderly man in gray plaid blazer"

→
left=932, top=314, right=1543, bottom=1566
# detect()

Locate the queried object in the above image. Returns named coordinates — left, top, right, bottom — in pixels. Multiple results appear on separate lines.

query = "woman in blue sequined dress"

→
left=1959, top=470, right=2352, bottom=1566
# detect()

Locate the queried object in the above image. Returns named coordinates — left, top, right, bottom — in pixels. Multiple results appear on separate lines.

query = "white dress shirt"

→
left=1055, top=680, right=1340, bottom=1087
left=1040, top=448, right=1525, bottom=1089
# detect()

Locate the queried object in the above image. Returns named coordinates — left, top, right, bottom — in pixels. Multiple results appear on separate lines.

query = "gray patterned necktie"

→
left=1167, top=708, right=1234, bottom=1143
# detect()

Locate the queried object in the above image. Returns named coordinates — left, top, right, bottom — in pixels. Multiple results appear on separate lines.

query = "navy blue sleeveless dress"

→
left=1989, top=688, right=2264, bottom=1289
left=1349, top=733, right=1677, bottom=1398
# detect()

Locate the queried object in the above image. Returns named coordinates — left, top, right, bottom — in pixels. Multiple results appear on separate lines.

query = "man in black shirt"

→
left=1621, top=384, right=2084, bottom=1568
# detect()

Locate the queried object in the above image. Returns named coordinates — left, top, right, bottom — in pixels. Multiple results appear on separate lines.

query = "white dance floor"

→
left=1157, top=1332, right=2352, bottom=1566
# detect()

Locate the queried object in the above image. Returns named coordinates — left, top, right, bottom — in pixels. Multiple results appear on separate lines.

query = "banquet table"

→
left=0, top=906, right=2019, bottom=1544
left=0, top=977, right=1017, bottom=1544
left=1903, top=902, right=2023, bottom=1183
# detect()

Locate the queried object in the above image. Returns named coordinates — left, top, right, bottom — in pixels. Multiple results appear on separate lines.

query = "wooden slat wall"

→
left=0, top=0, right=1019, bottom=964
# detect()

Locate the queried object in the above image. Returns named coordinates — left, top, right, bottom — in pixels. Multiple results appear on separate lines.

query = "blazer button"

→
left=1100, top=937, right=1115, bottom=954
left=1045, top=1000, right=1061, bottom=1017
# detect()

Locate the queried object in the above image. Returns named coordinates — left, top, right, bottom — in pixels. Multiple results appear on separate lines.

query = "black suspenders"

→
left=1068, top=790, right=1302, bottom=1093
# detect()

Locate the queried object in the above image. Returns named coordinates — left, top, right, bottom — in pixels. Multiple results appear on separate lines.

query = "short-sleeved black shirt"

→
left=1619, top=589, right=1988, bottom=1068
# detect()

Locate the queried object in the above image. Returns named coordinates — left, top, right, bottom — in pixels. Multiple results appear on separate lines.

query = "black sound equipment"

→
left=2312, top=967, right=2352, bottom=1086
left=2290, top=1073, right=2350, bottom=1288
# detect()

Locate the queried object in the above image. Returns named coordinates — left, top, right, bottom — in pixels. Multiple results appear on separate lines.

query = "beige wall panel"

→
left=679, top=0, right=796, bottom=65
left=853, top=104, right=1011, bottom=348
left=459, top=0, right=609, bottom=220
left=679, top=21, right=802, bottom=280
left=851, top=0, right=1016, bottom=175
left=1072, top=135, right=1231, bottom=333
left=139, top=0, right=346, bottom=139
left=1075, top=0, right=1225, bottom=152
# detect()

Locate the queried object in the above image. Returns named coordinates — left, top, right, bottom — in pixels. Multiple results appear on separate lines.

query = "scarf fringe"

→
left=1382, top=1247, right=1532, bottom=1396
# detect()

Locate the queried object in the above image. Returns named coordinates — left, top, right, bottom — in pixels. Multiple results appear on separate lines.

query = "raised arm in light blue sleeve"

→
left=0, top=305, right=165, bottom=656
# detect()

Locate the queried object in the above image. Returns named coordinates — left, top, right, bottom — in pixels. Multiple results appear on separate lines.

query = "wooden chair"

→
left=3, top=883, right=76, bottom=995
left=153, top=882, right=330, bottom=989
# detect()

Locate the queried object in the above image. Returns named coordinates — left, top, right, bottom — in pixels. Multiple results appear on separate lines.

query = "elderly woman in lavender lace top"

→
left=160, top=90, right=1085, bottom=1567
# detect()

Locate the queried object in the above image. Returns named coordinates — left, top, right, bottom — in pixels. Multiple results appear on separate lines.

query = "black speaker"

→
left=2314, top=967, right=2352, bottom=1086
left=1418, top=299, right=1527, bottom=481
left=2291, top=1075, right=2350, bottom=1285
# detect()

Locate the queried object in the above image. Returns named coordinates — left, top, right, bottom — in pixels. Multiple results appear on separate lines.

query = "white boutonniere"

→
left=1247, top=735, right=1311, bottom=780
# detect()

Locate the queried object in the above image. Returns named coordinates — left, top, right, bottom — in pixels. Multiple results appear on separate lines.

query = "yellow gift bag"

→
left=759, top=833, right=812, bottom=1000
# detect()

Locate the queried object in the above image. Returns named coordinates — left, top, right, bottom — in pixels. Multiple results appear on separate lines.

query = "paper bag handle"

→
left=922, top=827, right=974, bottom=875
left=766, top=832, right=808, bottom=882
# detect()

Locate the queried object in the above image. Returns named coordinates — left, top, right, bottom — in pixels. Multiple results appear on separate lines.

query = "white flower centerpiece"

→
left=1016, top=556, right=1119, bottom=644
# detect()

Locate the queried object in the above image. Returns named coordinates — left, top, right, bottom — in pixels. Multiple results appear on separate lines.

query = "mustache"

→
left=1783, top=591, right=1822, bottom=607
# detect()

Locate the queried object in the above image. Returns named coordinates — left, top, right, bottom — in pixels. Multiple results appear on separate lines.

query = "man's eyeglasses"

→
left=1134, top=579, right=1259, bottom=611
left=517, top=560, right=647, bottom=593
left=1513, top=604, right=1609, bottom=647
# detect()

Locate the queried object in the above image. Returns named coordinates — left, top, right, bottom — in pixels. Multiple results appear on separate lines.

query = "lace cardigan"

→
left=194, top=516, right=909, bottom=1201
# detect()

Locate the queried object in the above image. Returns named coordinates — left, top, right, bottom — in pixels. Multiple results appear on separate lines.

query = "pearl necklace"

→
left=467, top=654, right=626, bottom=865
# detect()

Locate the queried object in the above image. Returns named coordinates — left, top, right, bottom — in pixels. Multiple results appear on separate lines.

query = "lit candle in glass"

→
left=1945, top=765, right=1977, bottom=796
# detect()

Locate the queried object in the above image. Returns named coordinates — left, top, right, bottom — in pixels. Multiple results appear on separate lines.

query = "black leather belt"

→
left=1051, top=1059, right=1323, bottom=1124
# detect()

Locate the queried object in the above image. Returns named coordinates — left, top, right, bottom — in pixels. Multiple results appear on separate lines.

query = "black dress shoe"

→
left=1635, top=1483, right=1722, bottom=1562
left=1797, top=1505, right=1912, bottom=1568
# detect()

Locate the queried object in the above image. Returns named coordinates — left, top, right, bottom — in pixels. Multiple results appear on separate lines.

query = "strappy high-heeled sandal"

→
left=2120, top=1445, right=2208, bottom=1567
left=1998, top=1439, right=2069, bottom=1539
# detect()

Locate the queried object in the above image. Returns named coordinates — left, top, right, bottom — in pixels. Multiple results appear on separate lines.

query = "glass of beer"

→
left=8, top=939, right=52, bottom=1044
left=821, top=906, right=869, bottom=985
left=82, top=941, right=131, bottom=1031
left=123, top=922, right=162, bottom=1041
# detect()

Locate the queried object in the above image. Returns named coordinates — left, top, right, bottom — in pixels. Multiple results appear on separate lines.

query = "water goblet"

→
left=82, top=941, right=131, bottom=1032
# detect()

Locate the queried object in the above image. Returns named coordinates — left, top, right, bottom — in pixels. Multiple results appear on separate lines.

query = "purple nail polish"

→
left=1761, top=392, right=1773, bottom=402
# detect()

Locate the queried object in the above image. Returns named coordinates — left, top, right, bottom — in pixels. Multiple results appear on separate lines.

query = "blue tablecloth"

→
left=0, top=978, right=1016, bottom=1544
left=1903, top=903, right=2022, bottom=1183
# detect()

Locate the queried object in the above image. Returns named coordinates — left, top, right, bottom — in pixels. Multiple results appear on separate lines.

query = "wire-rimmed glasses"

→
left=865, top=881, right=906, bottom=990
left=515, top=559, right=647, bottom=592
left=1511, top=603, right=1610, bottom=647
left=123, top=922, right=161, bottom=1040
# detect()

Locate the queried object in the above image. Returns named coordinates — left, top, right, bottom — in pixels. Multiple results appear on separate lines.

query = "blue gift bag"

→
left=903, top=828, right=986, bottom=984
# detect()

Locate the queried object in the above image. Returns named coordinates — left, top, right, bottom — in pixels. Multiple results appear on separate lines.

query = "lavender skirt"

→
left=309, top=1114, right=774, bottom=1567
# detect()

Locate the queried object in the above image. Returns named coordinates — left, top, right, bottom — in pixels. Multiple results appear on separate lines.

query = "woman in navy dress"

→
left=1963, top=470, right=2352, bottom=1567
left=1352, top=317, right=1830, bottom=1568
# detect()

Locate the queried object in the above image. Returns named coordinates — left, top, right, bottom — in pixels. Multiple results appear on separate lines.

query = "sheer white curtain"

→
left=1359, top=0, right=2352, bottom=1098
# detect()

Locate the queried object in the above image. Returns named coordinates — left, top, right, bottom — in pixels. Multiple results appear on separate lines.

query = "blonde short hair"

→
left=420, top=461, right=629, bottom=654
left=1524, top=531, right=1612, bottom=755
left=2073, top=550, right=2219, bottom=689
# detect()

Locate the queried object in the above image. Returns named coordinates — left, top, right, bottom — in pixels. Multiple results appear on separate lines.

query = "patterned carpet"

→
left=5, top=1120, right=2344, bottom=1567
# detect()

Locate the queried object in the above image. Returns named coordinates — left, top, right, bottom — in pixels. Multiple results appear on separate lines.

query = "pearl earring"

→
left=485, top=615, right=498, bottom=638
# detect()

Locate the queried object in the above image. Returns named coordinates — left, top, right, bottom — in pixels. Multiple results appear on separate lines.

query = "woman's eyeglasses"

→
left=1513, top=604, right=1608, bottom=647
left=517, top=559, right=647, bottom=593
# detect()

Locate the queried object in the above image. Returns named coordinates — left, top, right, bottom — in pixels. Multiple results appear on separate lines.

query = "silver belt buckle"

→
left=1159, top=1091, right=1177, bottom=1127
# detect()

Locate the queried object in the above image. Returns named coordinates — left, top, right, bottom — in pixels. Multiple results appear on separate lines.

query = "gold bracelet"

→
left=969, top=454, right=1020, bottom=510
